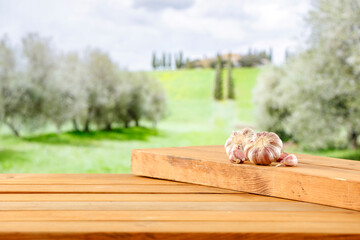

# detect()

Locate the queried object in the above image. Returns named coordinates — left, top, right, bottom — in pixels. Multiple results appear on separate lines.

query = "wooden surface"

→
left=0, top=174, right=359, bottom=239
left=132, top=145, right=360, bottom=211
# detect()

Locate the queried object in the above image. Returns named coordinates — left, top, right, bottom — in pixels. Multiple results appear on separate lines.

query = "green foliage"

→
left=1, top=68, right=359, bottom=173
left=213, top=54, right=223, bottom=100
left=0, top=35, right=167, bottom=136
left=253, top=65, right=291, bottom=141
left=0, top=34, right=54, bottom=136
left=0, top=68, right=261, bottom=173
left=254, top=0, right=360, bottom=150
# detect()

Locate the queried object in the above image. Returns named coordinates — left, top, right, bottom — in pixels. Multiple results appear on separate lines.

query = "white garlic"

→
left=224, top=128, right=255, bottom=164
left=244, top=132, right=283, bottom=165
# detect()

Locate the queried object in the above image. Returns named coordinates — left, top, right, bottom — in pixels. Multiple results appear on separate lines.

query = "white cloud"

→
left=133, top=0, right=195, bottom=11
left=0, top=0, right=310, bottom=70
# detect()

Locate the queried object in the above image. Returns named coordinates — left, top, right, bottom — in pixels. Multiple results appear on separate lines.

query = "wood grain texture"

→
left=0, top=232, right=358, bottom=240
left=0, top=193, right=291, bottom=202
left=0, top=201, right=347, bottom=211
left=131, top=145, right=360, bottom=211
left=0, top=174, right=183, bottom=185
left=189, top=146, right=360, bottom=171
left=0, top=221, right=359, bottom=234
left=0, top=173, right=359, bottom=239
left=1, top=210, right=359, bottom=222
left=0, top=184, right=239, bottom=193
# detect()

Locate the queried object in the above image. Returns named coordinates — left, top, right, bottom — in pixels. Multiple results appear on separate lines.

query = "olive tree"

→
left=22, top=33, right=57, bottom=130
left=82, top=49, right=117, bottom=131
left=124, top=73, right=148, bottom=127
left=0, top=34, right=168, bottom=135
left=43, top=52, right=87, bottom=133
left=253, top=65, right=290, bottom=140
left=0, top=36, right=39, bottom=136
left=254, top=0, right=360, bottom=149
left=144, top=76, right=167, bottom=128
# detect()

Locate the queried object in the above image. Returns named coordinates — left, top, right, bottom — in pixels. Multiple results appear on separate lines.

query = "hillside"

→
left=0, top=68, right=260, bottom=173
left=154, top=67, right=259, bottom=126
left=0, top=67, right=358, bottom=173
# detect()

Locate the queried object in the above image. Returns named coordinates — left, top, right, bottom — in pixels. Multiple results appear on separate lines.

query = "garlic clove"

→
left=233, top=149, right=246, bottom=163
left=281, top=154, right=298, bottom=167
left=244, top=132, right=283, bottom=165
left=277, top=152, right=289, bottom=162
left=232, top=128, right=256, bottom=151
left=228, top=145, right=246, bottom=164
left=224, top=128, right=255, bottom=164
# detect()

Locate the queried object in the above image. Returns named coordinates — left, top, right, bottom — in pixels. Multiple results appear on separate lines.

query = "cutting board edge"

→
left=131, top=148, right=360, bottom=211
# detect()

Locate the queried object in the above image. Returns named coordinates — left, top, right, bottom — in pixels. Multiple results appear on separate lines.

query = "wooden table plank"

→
left=0, top=232, right=358, bottom=240
left=0, top=173, right=358, bottom=239
left=0, top=221, right=359, bottom=234
left=0, top=184, right=239, bottom=193
left=0, top=174, right=182, bottom=185
left=132, top=146, right=360, bottom=211
left=134, top=147, right=360, bottom=180
left=0, top=193, right=291, bottom=202
left=0, top=201, right=349, bottom=212
left=1, top=210, right=359, bottom=222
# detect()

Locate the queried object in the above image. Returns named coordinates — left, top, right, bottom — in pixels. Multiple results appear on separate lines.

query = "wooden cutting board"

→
left=131, top=145, right=360, bottom=211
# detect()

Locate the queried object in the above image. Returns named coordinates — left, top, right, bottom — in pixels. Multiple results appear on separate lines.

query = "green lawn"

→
left=0, top=67, right=358, bottom=173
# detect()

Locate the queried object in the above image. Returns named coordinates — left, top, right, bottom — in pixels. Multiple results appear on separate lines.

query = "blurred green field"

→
left=0, top=68, right=358, bottom=173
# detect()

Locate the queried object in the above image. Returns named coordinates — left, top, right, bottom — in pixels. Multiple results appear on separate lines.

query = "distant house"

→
left=221, top=53, right=242, bottom=67
left=190, top=53, right=242, bottom=69
left=188, top=51, right=270, bottom=69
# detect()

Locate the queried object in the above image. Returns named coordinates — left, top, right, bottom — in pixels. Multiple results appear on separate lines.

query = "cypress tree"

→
left=227, top=53, right=235, bottom=99
left=175, top=53, right=180, bottom=69
left=152, top=52, right=157, bottom=70
left=179, top=51, right=183, bottom=68
left=214, top=54, right=223, bottom=100
left=162, top=52, right=166, bottom=68
left=168, top=53, right=171, bottom=69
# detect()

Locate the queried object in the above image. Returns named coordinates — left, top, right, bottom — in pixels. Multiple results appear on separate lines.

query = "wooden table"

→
left=0, top=174, right=359, bottom=239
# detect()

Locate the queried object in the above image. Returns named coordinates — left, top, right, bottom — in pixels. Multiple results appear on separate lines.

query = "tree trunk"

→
left=6, top=122, right=20, bottom=137
left=104, top=122, right=112, bottom=131
left=72, top=119, right=79, bottom=132
left=349, top=130, right=359, bottom=149
left=56, top=125, right=61, bottom=135
left=124, top=121, right=129, bottom=128
left=135, top=119, right=139, bottom=127
left=83, top=107, right=92, bottom=132
left=84, top=119, right=90, bottom=132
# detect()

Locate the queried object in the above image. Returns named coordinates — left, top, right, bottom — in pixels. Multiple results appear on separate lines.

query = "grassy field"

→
left=0, top=67, right=359, bottom=173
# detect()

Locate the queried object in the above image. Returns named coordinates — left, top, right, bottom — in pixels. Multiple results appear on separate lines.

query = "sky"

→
left=0, top=0, right=311, bottom=70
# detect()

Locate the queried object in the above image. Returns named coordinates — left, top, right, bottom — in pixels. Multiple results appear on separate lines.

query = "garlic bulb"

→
left=224, top=128, right=255, bottom=164
left=244, top=132, right=283, bottom=165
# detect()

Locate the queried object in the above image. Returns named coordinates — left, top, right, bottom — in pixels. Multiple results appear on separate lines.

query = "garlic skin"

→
left=244, top=132, right=283, bottom=165
left=229, top=145, right=246, bottom=164
left=225, top=128, right=255, bottom=164
left=277, top=152, right=289, bottom=162
left=281, top=154, right=298, bottom=167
